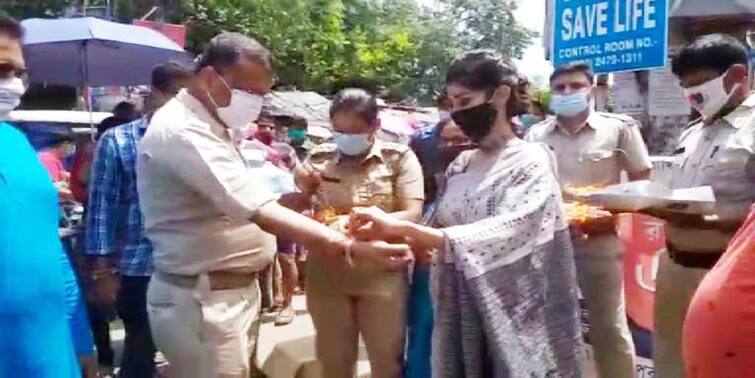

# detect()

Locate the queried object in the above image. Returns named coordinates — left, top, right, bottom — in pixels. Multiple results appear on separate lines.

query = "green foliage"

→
left=0, top=0, right=187, bottom=24
left=4, top=0, right=535, bottom=104
left=0, top=0, right=76, bottom=19
left=443, top=0, right=537, bottom=61
left=187, top=0, right=469, bottom=102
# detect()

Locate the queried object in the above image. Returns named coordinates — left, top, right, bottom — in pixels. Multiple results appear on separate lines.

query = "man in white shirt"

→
left=137, top=32, right=411, bottom=377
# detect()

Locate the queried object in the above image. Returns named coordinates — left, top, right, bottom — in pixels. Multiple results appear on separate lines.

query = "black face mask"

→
left=451, top=102, right=497, bottom=144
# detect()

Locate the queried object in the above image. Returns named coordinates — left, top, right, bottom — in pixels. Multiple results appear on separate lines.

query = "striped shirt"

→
left=85, top=117, right=153, bottom=276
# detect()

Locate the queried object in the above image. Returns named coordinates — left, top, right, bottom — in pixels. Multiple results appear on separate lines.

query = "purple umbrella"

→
left=21, top=17, right=189, bottom=87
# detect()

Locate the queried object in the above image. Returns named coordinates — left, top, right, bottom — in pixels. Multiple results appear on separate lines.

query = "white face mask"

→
left=0, top=77, right=25, bottom=117
left=207, top=73, right=264, bottom=134
left=683, top=71, right=740, bottom=120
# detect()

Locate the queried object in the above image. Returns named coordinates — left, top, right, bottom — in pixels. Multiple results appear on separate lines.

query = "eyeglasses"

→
left=0, top=64, right=25, bottom=79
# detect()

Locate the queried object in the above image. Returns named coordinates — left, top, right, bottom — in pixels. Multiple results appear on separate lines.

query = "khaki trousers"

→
left=573, top=234, right=636, bottom=378
left=306, top=263, right=407, bottom=378
left=147, top=273, right=261, bottom=378
left=653, top=252, right=708, bottom=378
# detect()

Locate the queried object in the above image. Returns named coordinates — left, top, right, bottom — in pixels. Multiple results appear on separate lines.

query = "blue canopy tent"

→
left=21, top=17, right=188, bottom=87
left=20, top=17, right=190, bottom=133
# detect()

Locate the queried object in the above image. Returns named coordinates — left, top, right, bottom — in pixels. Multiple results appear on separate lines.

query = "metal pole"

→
left=747, top=31, right=754, bottom=90
left=81, top=41, right=95, bottom=140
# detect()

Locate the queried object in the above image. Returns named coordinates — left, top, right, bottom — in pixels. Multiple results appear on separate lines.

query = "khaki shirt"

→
left=136, top=90, right=276, bottom=275
left=525, top=111, right=652, bottom=187
left=666, top=93, right=755, bottom=252
left=307, top=139, right=425, bottom=213
left=305, top=139, right=424, bottom=295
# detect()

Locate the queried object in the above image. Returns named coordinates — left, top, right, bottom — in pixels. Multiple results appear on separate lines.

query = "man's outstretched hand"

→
left=351, top=239, right=413, bottom=271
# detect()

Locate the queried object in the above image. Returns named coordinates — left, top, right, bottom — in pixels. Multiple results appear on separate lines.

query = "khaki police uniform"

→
left=305, top=139, right=424, bottom=378
left=526, top=111, right=653, bottom=378
left=654, top=94, right=755, bottom=378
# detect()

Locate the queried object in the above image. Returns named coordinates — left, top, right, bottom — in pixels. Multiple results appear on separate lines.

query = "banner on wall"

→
left=619, top=213, right=665, bottom=376
left=552, top=0, right=669, bottom=73
left=133, top=20, right=186, bottom=48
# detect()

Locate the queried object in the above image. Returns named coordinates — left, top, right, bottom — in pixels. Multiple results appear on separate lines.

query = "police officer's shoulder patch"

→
left=596, top=112, right=635, bottom=122
left=380, top=141, right=411, bottom=154
left=306, top=143, right=337, bottom=162
left=524, top=117, right=557, bottom=141
left=379, top=142, right=414, bottom=172
left=596, top=112, right=642, bottom=130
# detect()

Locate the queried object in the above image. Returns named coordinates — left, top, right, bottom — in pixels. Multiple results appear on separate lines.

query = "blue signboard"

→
left=552, top=0, right=669, bottom=73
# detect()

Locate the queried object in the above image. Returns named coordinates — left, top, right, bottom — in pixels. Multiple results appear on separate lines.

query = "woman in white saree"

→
left=350, top=51, right=585, bottom=377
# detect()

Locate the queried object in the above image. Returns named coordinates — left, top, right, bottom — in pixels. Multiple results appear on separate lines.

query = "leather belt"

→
left=156, top=270, right=258, bottom=291
left=666, top=243, right=723, bottom=270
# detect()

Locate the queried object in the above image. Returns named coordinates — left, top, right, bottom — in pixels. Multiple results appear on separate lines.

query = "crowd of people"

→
left=1, top=12, right=754, bottom=378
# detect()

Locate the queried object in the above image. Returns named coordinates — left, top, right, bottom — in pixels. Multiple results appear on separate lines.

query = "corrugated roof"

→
left=670, top=0, right=755, bottom=18
left=265, top=91, right=331, bottom=129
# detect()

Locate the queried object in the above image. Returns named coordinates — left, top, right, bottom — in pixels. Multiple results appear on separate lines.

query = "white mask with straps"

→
left=207, top=73, right=263, bottom=138
left=0, top=77, right=25, bottom=118
left=683, top=70, right=741, bottom=120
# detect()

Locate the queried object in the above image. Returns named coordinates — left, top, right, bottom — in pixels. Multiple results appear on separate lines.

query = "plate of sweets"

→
left=567, top=181, right=716, bottom=215
left=563, top=201, right=616, bottom=236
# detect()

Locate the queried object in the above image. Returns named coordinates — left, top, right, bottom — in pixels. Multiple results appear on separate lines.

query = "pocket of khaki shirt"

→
left=580, top=149, right=617, bottom=177
left=358, top=173, right=395, bottom=208
left=317, top=179, right=349, bottom=209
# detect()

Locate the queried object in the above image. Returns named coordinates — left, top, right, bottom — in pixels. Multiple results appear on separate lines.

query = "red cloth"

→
left=37, top=150, right=66, bottom=182
left=70, top=142, right=94, bottom=204
left=683, top=206, right=755, bottom=377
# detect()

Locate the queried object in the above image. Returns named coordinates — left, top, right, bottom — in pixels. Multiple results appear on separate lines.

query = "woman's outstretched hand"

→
left=349, top=206, right=405, bottom=241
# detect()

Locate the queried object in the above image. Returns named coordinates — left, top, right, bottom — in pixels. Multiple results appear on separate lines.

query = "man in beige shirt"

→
left=526, top=62, right=652, bottom=378
left=137, top=33, right=412, bottom=378
left=649, top=34, right=755, bottom=378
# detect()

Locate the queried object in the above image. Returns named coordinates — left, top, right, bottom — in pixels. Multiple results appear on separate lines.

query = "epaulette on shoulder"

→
left=380, top=141, right=410, bottom=154
left=307, top=143, right=337, bottom=159
left=597, top=112, right=636, bottom=123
